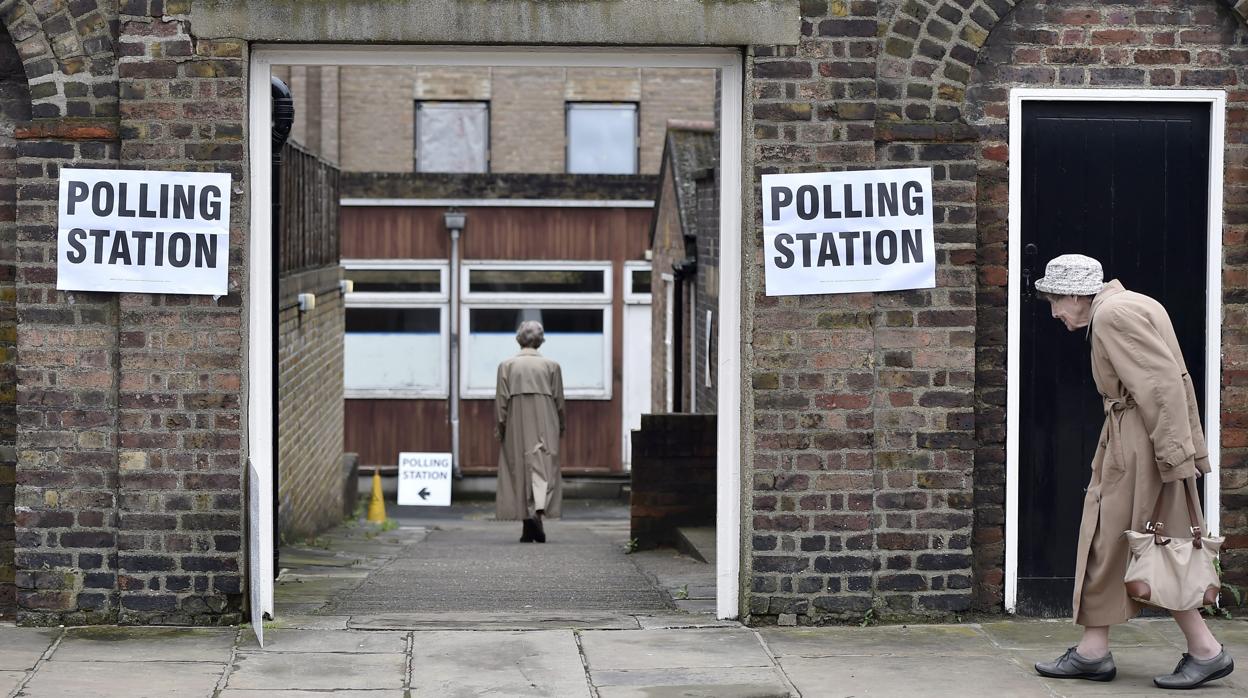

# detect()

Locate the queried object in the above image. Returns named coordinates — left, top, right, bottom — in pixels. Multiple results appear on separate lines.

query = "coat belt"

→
left=1102, top=394, right=1136, bottom=474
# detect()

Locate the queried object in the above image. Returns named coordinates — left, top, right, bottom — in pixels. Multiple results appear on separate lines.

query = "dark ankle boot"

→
left=532, top=514, right=546, bottom=543
left=519, top=519, right=535, bottom=543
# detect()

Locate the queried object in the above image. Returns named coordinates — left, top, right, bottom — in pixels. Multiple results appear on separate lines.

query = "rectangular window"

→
left=628, top=267, right=652, bottom=298
left=462, top=262, right=612, bottom=400
left=465, top=308, right=607, bottom=394
left=415, top=101, right=489, bottom=173
left=343, top=261, right=449, bottom=398
left=351, top=268, right=442, bottom=294
left=468, top=268, right=605, bottom=295
left=566, top=103, right=638, bottom=175
left=345, top=307, right=446, bottom=395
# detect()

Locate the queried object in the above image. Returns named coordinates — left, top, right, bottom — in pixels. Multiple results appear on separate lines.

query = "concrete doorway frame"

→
left=1003, top=87, right=1227, bottom=614
left=246, top=45, right=745, bottom=624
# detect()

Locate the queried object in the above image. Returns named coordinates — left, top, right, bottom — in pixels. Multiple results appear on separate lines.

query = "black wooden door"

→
left=1017, top=101, right=1210, bottom=616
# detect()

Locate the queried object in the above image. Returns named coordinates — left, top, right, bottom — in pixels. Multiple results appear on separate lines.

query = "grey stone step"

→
left=675, top=526, right=716, bottom=565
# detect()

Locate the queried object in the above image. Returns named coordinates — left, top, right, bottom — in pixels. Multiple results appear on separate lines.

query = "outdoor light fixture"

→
left=297, top=292, right=316, bottom=313
left=339, top=279, right=353, bottom=295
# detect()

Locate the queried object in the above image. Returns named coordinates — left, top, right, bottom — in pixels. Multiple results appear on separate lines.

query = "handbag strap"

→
left=1148, top=477, right=1204, bottom=548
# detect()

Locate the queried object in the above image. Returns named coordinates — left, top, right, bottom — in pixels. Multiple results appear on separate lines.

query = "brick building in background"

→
left=0, top=0, right=1246, bottom=629
left=273, top=64, right=715, bottom=477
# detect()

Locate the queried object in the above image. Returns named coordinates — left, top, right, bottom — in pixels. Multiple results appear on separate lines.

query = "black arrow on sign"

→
left=418, top=488, right=430, bottom=501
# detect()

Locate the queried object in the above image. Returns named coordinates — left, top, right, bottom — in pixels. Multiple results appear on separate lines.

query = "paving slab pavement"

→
left=236, top=628, right=407, bottom=653
left=0, top=628, right=57, bottom=671
left=18, top=660, right=225, bottom=698
left=408, top=630, right=590, bottom=697
left=226, top=651, right=408, bottom=691
left=52, top=626, right=236, bottom=663
left=0, top=672, right=25, bottom=697
left=2, top=618, right=1247, bottom=696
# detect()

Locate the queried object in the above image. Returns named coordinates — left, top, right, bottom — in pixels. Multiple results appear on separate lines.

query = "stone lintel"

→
left=192, top=0, right=801, bottom=46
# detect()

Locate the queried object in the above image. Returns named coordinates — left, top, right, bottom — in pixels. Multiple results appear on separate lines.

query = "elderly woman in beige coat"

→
left=1032, top=255, right=1232, bottom=690
left=495, top=320, right=565, bottom=543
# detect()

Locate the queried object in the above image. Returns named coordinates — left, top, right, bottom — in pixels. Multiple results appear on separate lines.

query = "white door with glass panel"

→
left=622, top=263, right=652, bottom=469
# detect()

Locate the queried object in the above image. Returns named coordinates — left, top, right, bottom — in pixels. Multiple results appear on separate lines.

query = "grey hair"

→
left=516, top=320, right=545, bottom=349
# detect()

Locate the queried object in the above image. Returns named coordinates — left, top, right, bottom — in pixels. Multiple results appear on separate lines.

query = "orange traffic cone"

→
left=366, top=468, right=387, bottom=523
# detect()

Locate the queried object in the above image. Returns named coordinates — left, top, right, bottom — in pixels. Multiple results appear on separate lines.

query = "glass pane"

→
left=468, top=268, right=604, bottom=294
left=345, top=308, right=443, bottom=391
left=349, top=268, right=441, bottom=294
left=417, top=102, right=488, bottom=173
left=466, top=308, right=606, bottom=392
left=630, top=269, right=652, bottom=295
left=567, top=104, right=637, bottom=175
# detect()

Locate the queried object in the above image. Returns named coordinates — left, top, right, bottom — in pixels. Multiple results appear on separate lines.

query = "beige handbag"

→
left=1123, top=478, right=1224, bottom=611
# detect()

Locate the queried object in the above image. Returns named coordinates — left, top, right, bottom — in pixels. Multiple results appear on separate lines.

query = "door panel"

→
left=1017, top=101, right=1210, bottom=617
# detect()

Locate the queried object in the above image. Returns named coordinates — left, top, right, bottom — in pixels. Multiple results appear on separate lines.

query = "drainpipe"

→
left=271, top=76, right=294, bottom=578
left=444, top=210, right=467, bottom=479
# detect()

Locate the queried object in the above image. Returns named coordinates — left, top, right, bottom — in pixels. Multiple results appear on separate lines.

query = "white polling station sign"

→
left=761, top=167, right=935, bottom=296
left=397, top=452, right=452, bottom=507
left=57, top=168, right=231, bottom=295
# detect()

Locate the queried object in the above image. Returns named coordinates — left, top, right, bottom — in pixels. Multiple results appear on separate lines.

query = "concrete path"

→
left=4, top=618, right=1248, bottom=696
left=326, top=519, right=668, bottom=614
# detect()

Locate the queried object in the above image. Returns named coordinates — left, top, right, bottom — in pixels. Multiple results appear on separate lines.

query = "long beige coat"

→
left=1073, top=280, right=1210, bottom=626
left=495, top=348, right=565, bottom=520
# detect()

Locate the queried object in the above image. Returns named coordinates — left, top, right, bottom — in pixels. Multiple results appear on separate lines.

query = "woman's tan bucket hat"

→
left=1034, top=253, right=1105, bottom=296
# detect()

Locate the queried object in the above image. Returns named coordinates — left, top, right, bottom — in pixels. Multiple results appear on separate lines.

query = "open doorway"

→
left=248, top=47, right=743, bottom=628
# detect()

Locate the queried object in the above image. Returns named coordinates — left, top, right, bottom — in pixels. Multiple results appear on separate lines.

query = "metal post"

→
left=444, top=211, right=466, bottom=479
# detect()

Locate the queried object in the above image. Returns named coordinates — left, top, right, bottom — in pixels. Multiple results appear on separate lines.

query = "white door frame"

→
left=1004, top=88, right=1226, bottom=613
left=248, top=45, right=745, bottom=620
left=621, top=261, right=653, bottom=469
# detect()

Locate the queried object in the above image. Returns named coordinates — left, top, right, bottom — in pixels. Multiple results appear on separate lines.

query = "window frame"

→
left=623, top=261, right=652, bottom=304
left=344, top=259, right=448, bottom=304
left=462, top=260, right=613, bottom=303
left=460, top=260, right=614, bottom=401
left=343, top=259, right=450, bottom=399
left=565, top=101, right=640, bottom=175
left=414, top=100, right=491, bottom=174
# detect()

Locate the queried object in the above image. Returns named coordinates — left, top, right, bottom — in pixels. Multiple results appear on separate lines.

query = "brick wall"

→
left=302, top=65, right=715, bottom=175
left=5, top=0, right=1248, bottom=628
left=277, top=268, right=345, bottom=542
left=338, top=65, right=417, bottom=173
left=2, top=0, right=249, bottom=626
left=630, top=413, right=717, bottom=548
left=746, top=1, right=979, bottom=624
left=961, top=0, right=1248, bottom=605
left=693, top=171, right=720, bottom=414
left=742, top=0, right=1248, bottom=625
left=0, top=20, right=28, bottom=619
left=650, top=170, right=684, bottom=413
left=491, top=67, right=565, bottom=174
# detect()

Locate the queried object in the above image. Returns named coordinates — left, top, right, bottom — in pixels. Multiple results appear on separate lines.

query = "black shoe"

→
left=1154, top=647, right=1234, bottom=689
left=519, top=519, right=535, bottom=543
left=532, top=516, right=546, bottom=543
left=1035, top=647, right=1116, bottom=682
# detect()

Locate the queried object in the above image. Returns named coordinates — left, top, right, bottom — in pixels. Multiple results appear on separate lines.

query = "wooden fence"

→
left=278, top=141, right=340, bottom=275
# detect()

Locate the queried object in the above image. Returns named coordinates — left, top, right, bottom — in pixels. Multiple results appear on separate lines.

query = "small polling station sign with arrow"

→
left=397, top=452, right=452, bottom=507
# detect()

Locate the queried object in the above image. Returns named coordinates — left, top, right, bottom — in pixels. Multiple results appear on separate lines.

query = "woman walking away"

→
left=494, top=320, right=565, bottom=543
left=1031, top=254, right=1232, bottom=690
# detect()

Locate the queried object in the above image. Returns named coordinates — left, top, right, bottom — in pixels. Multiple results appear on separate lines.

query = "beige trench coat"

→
left=495, top=348, right=566, bottom=520
left=1073, top=280, right=1211, bottom=626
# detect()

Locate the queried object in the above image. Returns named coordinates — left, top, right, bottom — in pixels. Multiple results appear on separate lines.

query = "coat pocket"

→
left=1101, top=437, right=1128, bottom=487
